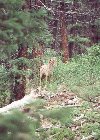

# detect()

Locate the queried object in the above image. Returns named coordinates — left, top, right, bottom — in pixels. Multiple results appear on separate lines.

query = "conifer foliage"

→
left=0, top=0, right=52, bottom=104
left=0, top=111, right=39, bottom=140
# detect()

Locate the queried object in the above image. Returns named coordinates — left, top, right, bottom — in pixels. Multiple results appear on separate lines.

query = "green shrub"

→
left=50, top=127, right=75, bottom=140
left=0, top=111, right=40, bottom=140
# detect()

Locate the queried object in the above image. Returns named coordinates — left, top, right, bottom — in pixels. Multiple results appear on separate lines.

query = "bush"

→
left=0, top=111, right=40, bottom=140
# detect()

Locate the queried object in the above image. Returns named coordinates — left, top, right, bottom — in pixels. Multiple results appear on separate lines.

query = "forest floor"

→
left=0, top=84, right=99, bottom=139
left=25, top=86, right=100, bottom=140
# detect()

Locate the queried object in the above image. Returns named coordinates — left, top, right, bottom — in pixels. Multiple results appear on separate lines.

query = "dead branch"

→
left=81, top=132, right=97, bottom=140
left=38, top=0, right=54, bottom=13
left=73, top=114, right=84, bottom=122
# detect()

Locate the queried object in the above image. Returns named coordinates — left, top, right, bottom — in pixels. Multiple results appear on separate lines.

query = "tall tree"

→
left=60, top=1, right=69, bottom=62
left=45, top=0, right=99, bottom=57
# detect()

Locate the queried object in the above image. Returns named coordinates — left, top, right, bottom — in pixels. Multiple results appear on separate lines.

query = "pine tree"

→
left=0, top=0, right=52, bottom=104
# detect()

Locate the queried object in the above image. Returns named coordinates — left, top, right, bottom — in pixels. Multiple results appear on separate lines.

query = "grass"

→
left=44, top=45, right=100, bottom=100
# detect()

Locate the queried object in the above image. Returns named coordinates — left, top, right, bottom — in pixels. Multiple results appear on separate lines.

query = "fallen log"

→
left=0, top=89, right=39, bottom=114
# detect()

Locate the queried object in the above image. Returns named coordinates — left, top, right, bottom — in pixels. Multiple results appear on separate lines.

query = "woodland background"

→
left=0, top=0, right=100, bottom=140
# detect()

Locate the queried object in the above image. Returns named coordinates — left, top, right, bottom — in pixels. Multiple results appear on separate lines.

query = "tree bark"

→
left=60, top=1, right=69, bottom=63
left=12, top=44, right=28, bottom=102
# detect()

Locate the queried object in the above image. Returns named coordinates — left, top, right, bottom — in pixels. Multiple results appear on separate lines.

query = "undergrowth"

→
left=0, top=45, right=100, bottom=140
left=47, top=44, right=100, bottom=99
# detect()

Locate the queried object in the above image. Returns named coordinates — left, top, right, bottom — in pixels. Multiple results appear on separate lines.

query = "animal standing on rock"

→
left=40, top=57, right=57, bottom=89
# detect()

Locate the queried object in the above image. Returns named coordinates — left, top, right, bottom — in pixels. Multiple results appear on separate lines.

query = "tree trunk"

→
left=13, top=75, right=26, bottom=101
left=60, top=2, right=69, bottom=62
left=12, top=44, right=28, bottom=101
